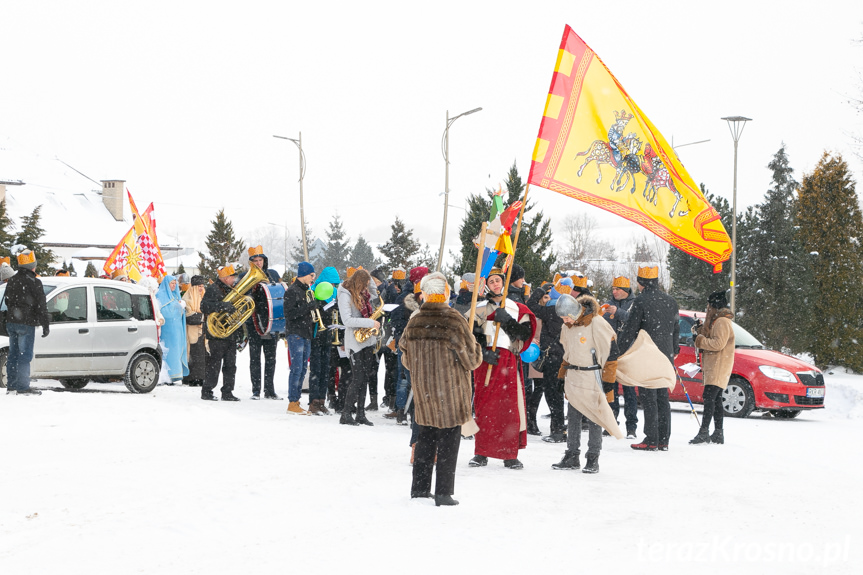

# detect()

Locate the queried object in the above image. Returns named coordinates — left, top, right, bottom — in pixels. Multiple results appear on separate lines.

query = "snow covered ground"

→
left=2, top=352, right=861, bottom=574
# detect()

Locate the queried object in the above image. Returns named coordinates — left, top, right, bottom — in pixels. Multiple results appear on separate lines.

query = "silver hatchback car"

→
left=1, top=277, right=162, bottom=393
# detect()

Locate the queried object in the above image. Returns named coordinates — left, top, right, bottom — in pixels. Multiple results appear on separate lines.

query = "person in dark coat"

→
left=308, top=266, right=340, bottom=415
left=283, top=261, right=319, bottom=415
left=533, top=277, right=574, bottom=443
left=4, top=249, right=49, bottom=395
left=525, top=285, right=552, bottom=435
left=603, top=276, right=639, bottom=438
left=247, top=246, right=284, bottom=400
left=200, top=265, right=243, bottom=401
left=617, top=266, right=680, bottom=451
left=182, top=275, right=207, bottom=387
left=452, top=273, right=475, bottom=315
left=507, top=264, right=528, bottom=305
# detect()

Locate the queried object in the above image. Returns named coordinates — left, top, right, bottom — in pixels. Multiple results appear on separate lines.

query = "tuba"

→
left=206, top=265, right=269, bottom=339
left=354, top=297, right=385, bottom=343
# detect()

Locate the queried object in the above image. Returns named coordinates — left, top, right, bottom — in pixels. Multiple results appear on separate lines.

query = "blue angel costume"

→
left=156, top=274, right=189, bottom=381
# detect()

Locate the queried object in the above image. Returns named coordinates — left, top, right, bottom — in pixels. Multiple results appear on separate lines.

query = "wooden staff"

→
left=484, top=184, right=531, bottom=386
left=467, top=221, right=489, bottom=330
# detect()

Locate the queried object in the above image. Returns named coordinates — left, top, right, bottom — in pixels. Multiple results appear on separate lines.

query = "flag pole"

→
left=467, top=221, right=489, bottom=331
left=484, top=183, right=530, bottom=386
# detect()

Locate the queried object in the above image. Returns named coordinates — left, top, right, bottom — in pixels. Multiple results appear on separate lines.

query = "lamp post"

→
left=720, top=116, right=752, bottom=315
left=437, top=107, right=482, bottom=271
left=273, top=133, right=308, bottom=262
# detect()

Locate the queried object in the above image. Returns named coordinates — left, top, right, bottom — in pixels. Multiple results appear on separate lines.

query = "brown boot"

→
left=308, top=399, right=323, bottom=416
left=317, top=398, right=330, bottom=415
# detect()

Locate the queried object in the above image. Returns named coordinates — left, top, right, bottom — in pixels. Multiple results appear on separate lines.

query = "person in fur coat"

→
left=399, top=272, right=482, bottom=506
left=690, top=290, right=735, bottom=445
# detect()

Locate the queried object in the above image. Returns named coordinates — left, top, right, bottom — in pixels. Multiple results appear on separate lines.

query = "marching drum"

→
left=252, top=283, right=286, bottom=336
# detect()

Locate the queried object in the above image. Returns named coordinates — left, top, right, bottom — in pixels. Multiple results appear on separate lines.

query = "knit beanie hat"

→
left=510, top=264, right=525, bottom=283
left=297, top=261, right=314, bottom=277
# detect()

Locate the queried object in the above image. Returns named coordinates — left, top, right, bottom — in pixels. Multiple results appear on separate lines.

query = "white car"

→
left=1, top=276, right=162, bottom=393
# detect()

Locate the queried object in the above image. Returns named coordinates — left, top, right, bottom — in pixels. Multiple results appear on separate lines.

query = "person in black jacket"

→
left=603, top=276, right=639, bottom=438
left=283, top=261, right=318, bottom=415
left=246, top=246, right=284, bottom=401
left=200, top=265, right=243, bottom=401
left=4, top=250, right=49, bottom=395
left=617, top=266, right=680, bottom=451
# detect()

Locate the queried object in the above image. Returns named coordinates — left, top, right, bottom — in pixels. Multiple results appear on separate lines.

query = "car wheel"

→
left=722, top=377, right=755, bottom=418
left=0, top=349, right=7, bottom=389
left=124, top=352, right=159, bottom=393
left=770, top=409, right=801, bottom=419
left=60, top=378, right=89, bottom=390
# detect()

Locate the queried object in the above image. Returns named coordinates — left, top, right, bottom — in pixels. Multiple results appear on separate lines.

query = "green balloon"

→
left=314, top=281, right=334, bottom=301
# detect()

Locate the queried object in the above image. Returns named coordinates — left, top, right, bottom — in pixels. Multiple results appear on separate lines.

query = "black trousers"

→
left=365, top=351, right=381, bottom=399
left=701, top=385, right=724, bottom=431
left=542, top=363, right=566, bottom=435
left=641, top=388, right=671, bottom=445
left=380, top=346, right=398, bottom=400
left=249, top=333, right=277, bottom=397
left=526, top=377, right=544, bottom=425
left=203, top=338, right=237, bottom=397
left=345, top=347, right=375, bottom=417
left=412, top=425, right=461, bottom=497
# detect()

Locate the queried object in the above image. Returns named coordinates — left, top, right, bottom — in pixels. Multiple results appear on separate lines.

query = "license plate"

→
left=806, top=388, right=825, bottom=398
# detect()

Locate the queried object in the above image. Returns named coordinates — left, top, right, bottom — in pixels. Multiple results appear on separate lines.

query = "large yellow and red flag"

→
left=102, top=191, right=166, bottom=280
left=528, top=25, right=732, bottom=271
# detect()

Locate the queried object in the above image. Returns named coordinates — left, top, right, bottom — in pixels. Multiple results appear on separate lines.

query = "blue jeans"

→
left=395, top=347, right=411, bottom=410
left=287, top=334, right=311, bottom=402
left=7, top=323, right=36, bottom=392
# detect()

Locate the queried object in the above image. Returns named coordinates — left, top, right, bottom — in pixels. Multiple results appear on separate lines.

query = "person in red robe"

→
left=465, top=268, right=537, bottom=469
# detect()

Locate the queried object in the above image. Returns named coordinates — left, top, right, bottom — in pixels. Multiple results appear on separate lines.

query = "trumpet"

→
left=332, top=309, right=343, bottom=346
left=307, top=288, right=326, bottom=331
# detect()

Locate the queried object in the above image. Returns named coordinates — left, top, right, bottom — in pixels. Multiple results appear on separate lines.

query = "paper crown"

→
left=347, top=265, right=364, bottom=278
left=17, top=251, right=36, bottom=266
left=637, top=266, right=659, bottom=279
left=179, top=282, right=191, bottom=292
left=55, top=270, right=70, bottom=276
left=612, top=276, right=631, bottom=289
left=488, top=267, right=505, bottom=279
left=111, top=269, right=128, bottom=279
left=571, top=275, right=588, bottom=289
left=217, top=265, right=236, bottom=278
left=392, top=267, right=406, bottom=280
left=554, top=278, right=573, bottom=295
left=0, top=256, right=9, bottom=266
left=248, top=245, right=264, bottom=257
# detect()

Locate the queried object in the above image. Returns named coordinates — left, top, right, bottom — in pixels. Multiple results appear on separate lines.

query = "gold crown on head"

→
left=347, top=265, right=364, bottom=278
left=612, top=276, right=630, bottom=289
left=571, top=276, right=588, bottom=289
left=218, top=265, right=236, bottom=278
left=637, top=266, right=659, bottom=279
left=0, top=256, right=10, bottom=266
left=17, top=251, right=36, bottom=266
left=554, top=279, right=573, bottom=295
left=392, top=268, right=406, bottom=280
left=248, top=245, right=264, bottom=257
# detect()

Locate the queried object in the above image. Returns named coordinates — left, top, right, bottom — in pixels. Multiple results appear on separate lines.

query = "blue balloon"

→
left=520, top=342, right=541, bottom=363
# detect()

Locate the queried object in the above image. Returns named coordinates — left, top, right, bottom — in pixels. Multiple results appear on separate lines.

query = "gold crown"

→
left=552, top=272, right=563, bottom=284
left=347, top=265, right=364, bottom=278
left=56, top=270, right=70, bottom=276
left=488, top=267, right=504, bottom=278
left=612, top=276, right=630, bottom=289
left=111, top=269, right=128, bottom=279
left=17, top=251, right=36, bottom=266
left=571, top=276, right=588, bottom=289
left=392, top=268, right=406, bottom=280
left=0, top=256, right=10, bottom=266
left=217, top=265, right=236, bottom=278
left=554, top=280, right=573, bottom=295
left=248, top=245, right=264, bottom=257
left=637, top=266, right=659, bottom=279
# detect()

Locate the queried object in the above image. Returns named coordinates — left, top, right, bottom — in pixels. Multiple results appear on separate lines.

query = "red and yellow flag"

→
left=103, top=191, right=166, bottom=280
left=528, top=25, right=731, bottom=271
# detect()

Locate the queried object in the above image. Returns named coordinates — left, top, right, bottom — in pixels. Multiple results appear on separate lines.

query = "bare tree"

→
left=559, top=213, right=597, bottom=269
left=244, top=226, right=290, bottom=274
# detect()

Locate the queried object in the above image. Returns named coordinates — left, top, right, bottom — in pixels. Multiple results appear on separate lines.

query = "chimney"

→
left=100, top=180, right=125, bottom=221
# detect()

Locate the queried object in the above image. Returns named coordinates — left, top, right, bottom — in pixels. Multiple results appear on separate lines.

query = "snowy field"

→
left=2, top=351, right=861, bottom=575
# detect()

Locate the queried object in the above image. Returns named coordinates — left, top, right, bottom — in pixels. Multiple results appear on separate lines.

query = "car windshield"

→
left=731, top=322, right=764, bottom=349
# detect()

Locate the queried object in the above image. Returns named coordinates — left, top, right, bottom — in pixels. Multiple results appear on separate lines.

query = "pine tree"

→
left=84, top=262, right=99, bottom=278
left=289, top=221, right=318, bottom=268
left=351, top=235, right=380, bottom=271
left=321, top=214, right=351, bottom=277
left=412, top=243, right=437, bottom=269
left=378, top=217, right=420, bottom=270
left=14, top=205, right=56, bottom=275
left=735, top=146, right=813, bottom=352
left=198, top=209, right=245, bottom=281
left=176, top=262, right=187, bottom=276
left=455, top=162, right=556, bottom=285
left=0, top=200, right=16, bottom=264
left=797, top=152, right=863, bottom=370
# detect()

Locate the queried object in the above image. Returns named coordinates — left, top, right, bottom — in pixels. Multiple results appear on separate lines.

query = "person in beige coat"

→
left=399, top=272, right=482, bottom=506
left=690, top=290, right=735, bottom=445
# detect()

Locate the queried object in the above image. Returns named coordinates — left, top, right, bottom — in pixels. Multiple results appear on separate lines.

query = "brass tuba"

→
left=206, top=265, right=269, bottom=338
left=354, top=297, right=385, bottom=343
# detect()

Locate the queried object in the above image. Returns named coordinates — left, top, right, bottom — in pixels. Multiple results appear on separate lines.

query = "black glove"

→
left=220, top=302, right=237, bottom=314
left=42, top=326, right=50, bottom=338
left=472, top=320, right=485, bottom=338
left=186, top=312, right=204, bottom=325
left=494, top=309, right=515, bottom=326
left=482, top=348, right=499, bottom=366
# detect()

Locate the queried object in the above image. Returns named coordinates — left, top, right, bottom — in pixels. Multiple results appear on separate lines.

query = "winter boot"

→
left=541, top=431, right=567, bottom=444
left=366, top=395, right=379, bottom=411
left=631, top=440, right=658, bottom=451
left=526, top=420, right=542, bottom=436
left=396, top=409, right=407, bottom=424
left=340, top=412, right=359, bottom=426
left=551, top=450, right=580, bottom=470
left=308, top=399, right=324, bottom=416
left=468, top=455, right=488, bottom=467
left=582, top=454, right=599, bottom=474
left=435, top=494, right=459, bottom=507
left=503, top=459, right=524, bottom=470
left=287, top=401, right=309, bottom=415
left=710, top=429, right=724, bottom=444
left=689, top=429, right=711, bottom=445
left=381, top=395, right=391, bottom=409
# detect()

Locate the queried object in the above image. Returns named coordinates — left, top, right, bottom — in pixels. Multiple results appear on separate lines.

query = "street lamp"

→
left=721, top=116, right=752, bottom=315
left=437, top=107, right=482, bottom=271
left=273, top=133, right=308, bottom=262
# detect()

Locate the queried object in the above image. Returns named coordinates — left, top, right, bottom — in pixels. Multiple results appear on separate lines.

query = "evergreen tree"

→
left=176, top=262, right=187, bottom=276
left=289, top=221, right=318, bottom=268
left=321, top=214, right=351, bottom=277
left=413, top=243, right=437, bottom=270
left=14, top=205, right=56, bottom=275
left=797, top=152, right=863, bottom=370
left=735, top=146, right=813, bottom=353
left=351, top=235, right=380, bottom=271
left=0, top=200, right=16, bottom=264
left=198, top=209, right=245, bottom=281
left=378, top=217, right=420, bottom=270
left=456, top=161, right=556, bottom=285
left=667, top=186, right=735, bottom=311
left=84, top=262, right=99, bottom=278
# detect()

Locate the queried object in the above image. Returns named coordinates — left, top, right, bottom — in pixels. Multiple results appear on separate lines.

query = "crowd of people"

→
left=1, top=244, right=737, bottom=507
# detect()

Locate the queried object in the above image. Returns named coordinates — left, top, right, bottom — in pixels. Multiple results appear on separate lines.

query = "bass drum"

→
left=252, top=283, right=286, bottom=336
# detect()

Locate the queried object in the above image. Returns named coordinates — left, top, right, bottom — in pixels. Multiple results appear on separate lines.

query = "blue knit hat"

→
left=297, top=261, right=314, bottom=277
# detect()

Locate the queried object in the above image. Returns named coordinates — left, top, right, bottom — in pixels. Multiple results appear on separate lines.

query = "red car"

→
left=672, top=311, right=825, bottom=419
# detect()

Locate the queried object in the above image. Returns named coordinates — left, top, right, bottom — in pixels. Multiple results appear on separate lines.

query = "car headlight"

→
left=758, top=365, right=797, bottom=383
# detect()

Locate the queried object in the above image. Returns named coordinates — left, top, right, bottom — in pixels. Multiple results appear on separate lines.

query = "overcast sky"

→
left=2, top=0, right=862, bottom=268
